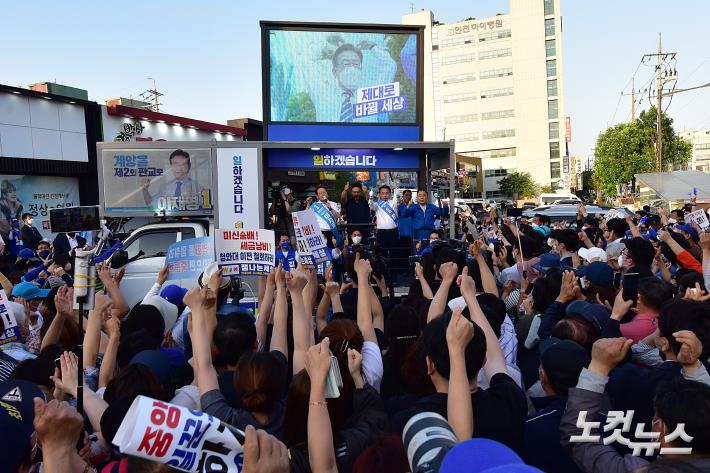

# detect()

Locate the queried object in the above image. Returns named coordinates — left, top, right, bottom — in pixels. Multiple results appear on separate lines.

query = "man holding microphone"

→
left=307, top=185, right=341, bottom=246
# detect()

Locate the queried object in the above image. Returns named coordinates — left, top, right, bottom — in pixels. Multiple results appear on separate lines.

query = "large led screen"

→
left=268, top=29, right=418, bottom=124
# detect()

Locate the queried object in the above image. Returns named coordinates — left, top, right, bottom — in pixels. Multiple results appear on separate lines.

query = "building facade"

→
left=680, top=129, right=710, bottom=172
left=403, top=0, right=566, bottom=197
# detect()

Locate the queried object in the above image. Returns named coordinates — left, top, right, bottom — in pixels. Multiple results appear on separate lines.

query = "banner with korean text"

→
left=113, top=395, right=244, bottom=472
left=216, top=148, right=262, bottom=230
left=215, top=229, right=275, bottom=276
left=291, top=210, right=329, bottom=268
left=0, top=290, right=20, bottom=346
left=165, top=237, right=214, bottom=281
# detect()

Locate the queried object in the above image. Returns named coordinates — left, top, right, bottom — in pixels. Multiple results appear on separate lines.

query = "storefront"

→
left=0, top=84, right=102, bottom=239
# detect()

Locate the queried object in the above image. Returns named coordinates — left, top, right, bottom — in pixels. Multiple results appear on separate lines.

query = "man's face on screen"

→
left=334, top=50, right=362, bottom=92
left=170, top=156, right=190, bottom=180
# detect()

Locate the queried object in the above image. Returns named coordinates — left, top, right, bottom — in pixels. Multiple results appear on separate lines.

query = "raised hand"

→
left=157, top=265, right=170, bottom=285
left=285, top=270, right=308, bottom=292
left=683, top=282, right=710, bottom=302
left=556, top=270, right=579, bottom=304
left=54, top=286, right=74, bottom=317
left=446, top=306, right=474, bottom=353
left=674, top=330, right=703, bottom=371
left=304, top=338, right=332, bottom=386
left=354, top=254, right=372, bottom=277
left=50, top=351, right=79, bottom=398
left=589, top=338, right=632, bottom=376
left=456, top=266, right=477, bottom=297
left=438, top=261, right=459, bottom=283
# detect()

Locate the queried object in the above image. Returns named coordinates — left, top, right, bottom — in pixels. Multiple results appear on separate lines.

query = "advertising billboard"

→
left=262, top=22, right=423, bottom=141
left=215, top=147, right=262, bottom=230
left=267, top=148, right=420, bottom=169
left=101, top=147, right=212, bottom=216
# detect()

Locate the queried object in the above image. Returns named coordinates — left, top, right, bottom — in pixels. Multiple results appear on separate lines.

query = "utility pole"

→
left=139, top=77, right=163, bottom=112
left=631, top=76, right=635, bottom=120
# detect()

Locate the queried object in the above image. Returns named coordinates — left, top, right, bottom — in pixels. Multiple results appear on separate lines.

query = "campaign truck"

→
left=98, top=142, right=264, bottom=307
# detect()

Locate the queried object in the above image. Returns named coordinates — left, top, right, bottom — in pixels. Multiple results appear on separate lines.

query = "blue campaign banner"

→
left=267, top=148, right=420, bottom=170
left=165, top=237, right=214, bottom=280
left=266, top=124, right=420, bottom=141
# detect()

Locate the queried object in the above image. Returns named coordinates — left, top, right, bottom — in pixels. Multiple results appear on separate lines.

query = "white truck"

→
left=98, top=141, right=265, bottom=307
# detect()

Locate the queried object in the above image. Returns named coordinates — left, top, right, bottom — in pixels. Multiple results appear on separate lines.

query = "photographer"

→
left=269, top=186, right=301, bottom=238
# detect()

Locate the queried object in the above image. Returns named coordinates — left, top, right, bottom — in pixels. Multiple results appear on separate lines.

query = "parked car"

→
left=522, top=202, right=538, bottom=210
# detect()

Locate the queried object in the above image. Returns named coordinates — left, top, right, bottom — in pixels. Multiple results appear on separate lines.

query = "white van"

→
left=539, top=193, right=580, bottom=206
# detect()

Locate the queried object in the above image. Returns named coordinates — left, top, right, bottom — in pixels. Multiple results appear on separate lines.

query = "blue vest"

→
left=275, top=249, right=298, bottom=271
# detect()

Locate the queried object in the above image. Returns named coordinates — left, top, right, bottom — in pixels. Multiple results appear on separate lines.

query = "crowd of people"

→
left=1, top=195, right=710, bottom=473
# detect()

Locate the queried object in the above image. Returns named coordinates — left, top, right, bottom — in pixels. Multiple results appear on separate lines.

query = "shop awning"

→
left=635, top=170, right=710, bottom=202
left=107, top=104, right=247, bottom=137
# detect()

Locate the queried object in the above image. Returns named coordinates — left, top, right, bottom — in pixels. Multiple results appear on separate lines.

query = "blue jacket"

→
left=400, top=203, right=449, bottom=240
left=274, top=249, right=298, bottom=271
left=397, top=203, right=413, bottom=238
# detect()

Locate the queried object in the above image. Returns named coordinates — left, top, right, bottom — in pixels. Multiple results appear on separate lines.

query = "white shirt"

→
left=68, top=235, right=78, bottom=250
left=361, top=341, right=384, bottom=392
left=370, top=199, right=398, bottom=230
left=313, top=200, right=341, bottom=232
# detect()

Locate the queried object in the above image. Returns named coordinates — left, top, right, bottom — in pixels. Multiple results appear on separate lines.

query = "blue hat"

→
left=0, top=380, right=45, bottom=472
left=532, top=225, right=551, bottom=238
left=440, top=438, right=543, bottom=473
left=130, top=349, right=172, bottom=386
left=160, top=284, right=188, bottom=307
left=11, top=281, right=50, bottom=300
left=566, top=300, right=610, bottom=334
left=576, top=262, right=614, bottom=287
left=674, top=224, right=699, bottom=240
left=17, top=249, right=35, bottom=259
left=531, top=253, right=560, bottom=273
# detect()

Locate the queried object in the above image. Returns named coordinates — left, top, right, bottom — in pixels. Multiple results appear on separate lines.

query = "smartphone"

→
left=613, top=272, right=622, bottom=289
left=50, top=205, right=102, bottom=233
left=622, top=272, right=640, bottom=302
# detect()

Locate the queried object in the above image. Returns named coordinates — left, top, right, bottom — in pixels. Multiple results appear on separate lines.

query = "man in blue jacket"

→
left=399, top=189, right=449, bottom=240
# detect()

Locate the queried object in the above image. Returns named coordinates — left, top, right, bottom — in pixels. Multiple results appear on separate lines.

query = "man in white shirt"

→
left=370, top=184, right=399, bottom=252
left=142, top=149, right=205, bottom=211
left=308, top=185, right=341, bottom=245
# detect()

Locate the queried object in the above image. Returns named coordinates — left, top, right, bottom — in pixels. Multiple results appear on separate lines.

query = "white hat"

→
left=578, top=247, right=607, bottom=263
left=143, top=295, right=178, bottom=334
left=201, top=262, right=230, bottom=289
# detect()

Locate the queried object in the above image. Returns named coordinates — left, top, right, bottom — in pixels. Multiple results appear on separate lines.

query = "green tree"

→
left=497, top=171, right=540, bottom=200
left=540, top=184, right=553, bottom=194
left=593, top=106, right=691, bottom=195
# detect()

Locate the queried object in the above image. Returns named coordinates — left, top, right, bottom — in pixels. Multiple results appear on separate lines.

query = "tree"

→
left=540, top=184, right=553, bottom=194
left=497, top=171, right=539, bottom=200
left=593, top=106, right=691, bottom=195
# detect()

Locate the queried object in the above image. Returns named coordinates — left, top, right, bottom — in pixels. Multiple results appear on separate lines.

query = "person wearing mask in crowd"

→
left=343, top=228, right=364, bottom=257
left=307, top=185, right=341, bottom=246
left=36, top=239, right=51, bottom=261
left=341, top=182, right=372, bottom=239
left=604, top=217, right=629, bottom=268
left=19, top=213, right=42, bottom=252
left=400, top=189, right=449, bottom=241
left=548, top=228, right=580, bottom=267
left=274, top=233, right=298, bottom=272
left=619, top=236, right=656, bottom=278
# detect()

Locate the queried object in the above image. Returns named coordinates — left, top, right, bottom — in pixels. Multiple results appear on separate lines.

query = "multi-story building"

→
left=403, top=0, right=566, bottom=198
left=680, top=129, right=710, bottom=172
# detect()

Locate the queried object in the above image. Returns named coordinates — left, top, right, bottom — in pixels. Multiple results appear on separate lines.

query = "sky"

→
left=3, top=0, right=710, bottom=162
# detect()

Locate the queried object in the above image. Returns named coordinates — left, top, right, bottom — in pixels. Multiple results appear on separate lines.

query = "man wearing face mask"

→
left=274, top=233, right=298, bottom=272
left=51, top=231, right=85, bottom=262
left=19, top=213, right=42, bottom=252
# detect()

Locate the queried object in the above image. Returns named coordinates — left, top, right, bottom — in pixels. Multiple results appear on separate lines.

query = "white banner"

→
left=0, top=290, right=20, bottom=346
left=216, top=148, right=261, bottom=230
left=604, top=208, right=623, bottom=221
left=215, top=228, right=275, bottom=276
left=113, top=395, right=244, bottom=472
left=686, top=209, right=710, bottom=231
left=291, top=210, right=329, bottom=268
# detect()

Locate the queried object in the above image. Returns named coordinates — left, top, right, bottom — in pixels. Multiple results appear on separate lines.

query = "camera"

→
left=403, top=412, right=458, bottom=473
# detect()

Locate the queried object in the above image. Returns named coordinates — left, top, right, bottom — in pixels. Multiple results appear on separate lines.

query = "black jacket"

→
left=20, top=224, right=42, bottom=251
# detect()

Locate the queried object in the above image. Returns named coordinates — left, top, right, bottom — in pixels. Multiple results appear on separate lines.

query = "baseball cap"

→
left=531, top=225, right=551, bottom=238
left=440, top=438, right=544, bottom=473
left=578, top=247, right=607, bottom=263
left=11, top=281, right=50, bottom=300
left=130, top=349, right=172, bottom=386
left=539, top=338, right=591, bottom=392
left=674, top=224, right=699, bottom=240
left=531, top=253, right=561, bottom=273
left=566, top=300, right=610, bottom=334
left=200, top=262, right=230, bottom=289
left=143, top=295, right=178, bottom=334
left=576, top=261, right=614, bottom=287
left=0, top=380, right=45, bottom=472
left=45, top=276, right=66, bottom=290
left=17, top=249, right=35, bottom=259
left=160, top=284, right=188, bottom=308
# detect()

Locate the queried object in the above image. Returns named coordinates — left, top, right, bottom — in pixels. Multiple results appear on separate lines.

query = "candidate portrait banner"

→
left=0, top=290, right=20, bottom=346
left=215, top=228, right=275, bottom=276
left=292, top=210, right=329, bottom=268
left=101, top=148, right=212, bottom=216
left=113, top=395, right=244, bottom=473
left=165, top=237, right=215, bottom=281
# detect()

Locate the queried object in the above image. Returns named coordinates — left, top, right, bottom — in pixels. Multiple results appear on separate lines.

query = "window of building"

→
left=548, top=99, right=558, bottom=119
left=441, top=53, right=477, bottom=65
left=545, top=18, right=555, bottom=36
left=696, top=143, right=710, bottom=150
left=546, top=59, right=557, bottom=77
left=481, top=109, right=515, bottom=120
left=465, top=147, right=517, bottom=159
left=484, top=169, right=510, bottom=178
left=443, top=72, right=476, bottom=84
left=549, top=121, right=559, bottom=140
left=482, top=129, right=516, bottom=140
left=547, top=79, right=558, bottom=97
left=546, top=39, right=556, bottom=57
left=441, top=35, right=476, bottom=48
left=550, top=161, right=561, bottom=179
left=479, top=29, right=512, bottom=42
left=479, top=48, right=512, bottom=60
left=481, top=87, right=514, bottom=99
left=479, top=67, right=513, bottom=80
left=443, top=92, right=477, bottom=103
left=549, top=141, right=560, bottom=160
left=445, top=114, right=478, bottom=124
left=451, top=132, right=479, bottom=142
left=544, top=0, right=555, bottom=16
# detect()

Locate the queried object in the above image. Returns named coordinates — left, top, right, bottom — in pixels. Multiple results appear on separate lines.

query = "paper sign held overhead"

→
left=686, top=209, right=710, bottom=231
left=0, top=290, right=21, bottom=346
left=215, top=229, right=275, bottom=276
left=165, top=237, right=214, bottom=280
left=292, top=210, right=330, bottom=268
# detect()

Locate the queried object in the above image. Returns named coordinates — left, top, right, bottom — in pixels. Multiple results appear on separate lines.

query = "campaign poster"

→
left=215, top=148, right=261, bottom=230
left=686, top=209, right=710, bottom=231
left=291, top=210, right=329, bottom=268
left=269, top=29, right=417, bottom=124
left=215, top=228, right=275, bottom=276
left=113, top=395, right=244, bottom=472
left=165, top=237, right=214, bottom=281
left=0, top=290, right=21, bottom=346
left=0, top=175, right=80, bottom=239
left=101, top=148, right=212, bottom=216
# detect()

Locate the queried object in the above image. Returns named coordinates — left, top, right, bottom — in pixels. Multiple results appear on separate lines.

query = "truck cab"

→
left=111, top=220, right=212, bottom=307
